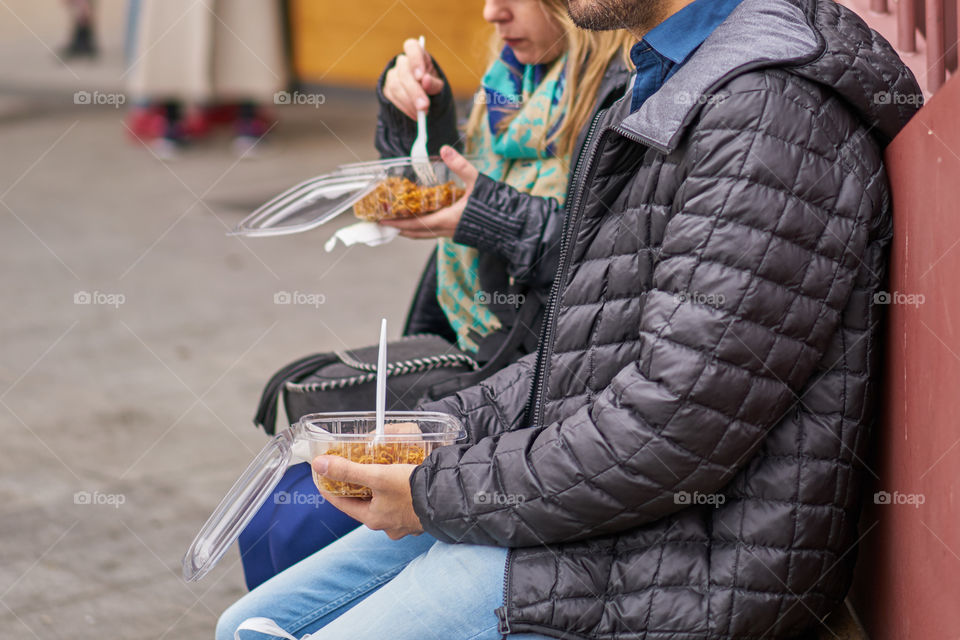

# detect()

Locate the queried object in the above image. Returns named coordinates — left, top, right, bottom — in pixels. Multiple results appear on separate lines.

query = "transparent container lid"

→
left=229, top=157, right=464, bottom=237
left=182, top=411, right=465, bottom=582
left=228, top=170, right=381, bottom=237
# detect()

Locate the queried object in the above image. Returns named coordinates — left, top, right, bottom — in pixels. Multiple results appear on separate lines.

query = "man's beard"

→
left=566, top=0, right=668, bottom=32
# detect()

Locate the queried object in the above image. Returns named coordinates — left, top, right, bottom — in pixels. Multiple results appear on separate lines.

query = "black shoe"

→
left=60, top=24, right=98, bottom=59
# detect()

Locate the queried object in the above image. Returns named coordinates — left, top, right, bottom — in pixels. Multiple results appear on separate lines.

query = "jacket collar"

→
left=617, top=0, right=821, bottom=153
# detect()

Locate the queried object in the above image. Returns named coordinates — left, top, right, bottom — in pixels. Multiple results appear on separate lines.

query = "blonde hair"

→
left=465, top=0, right=634, bottom=160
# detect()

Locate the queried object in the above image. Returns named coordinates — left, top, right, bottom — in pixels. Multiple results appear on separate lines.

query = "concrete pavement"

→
left=0, top=3, right=433, bottom=637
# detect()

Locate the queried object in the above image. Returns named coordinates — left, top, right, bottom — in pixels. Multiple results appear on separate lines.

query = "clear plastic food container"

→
left=230, top=157, right=465, bottom=236
left=309, top=417, right=447, bottom=498
left=182, top=411, right=465, bottom=582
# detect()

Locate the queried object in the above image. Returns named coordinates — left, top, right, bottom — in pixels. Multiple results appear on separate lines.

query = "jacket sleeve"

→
left=417, top=353, right=537, bottom=445
left=409, top=75, right=886, bottom=546
left=452, top=174, right=565, bottom=290
left=374, top=56, right=461, bottom=159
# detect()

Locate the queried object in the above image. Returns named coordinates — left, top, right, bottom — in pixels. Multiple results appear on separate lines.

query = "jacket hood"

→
left=619, top=0, right=922, bottom=152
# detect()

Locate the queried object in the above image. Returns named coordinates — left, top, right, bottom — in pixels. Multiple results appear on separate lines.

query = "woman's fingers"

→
left=383, top=66, right=417, bottom=120
left=398, top=230, right=443, bottom=239
left=402, top=38, right=444, bottom=97
left=383, top=40, right=445, bottom=118
left=383, top=54, right=431, bottom=119
left=379, top=219, right=443, bottom=239
left=402, top=38, right=431, bottom=79
left=395, top=55, right=431, bottom=112
left=393, top=55, right=428, bottom=115
left=402, top=38, right=426, bottom=75
left=440, top=146, right=480, bottom=187
left=384, top=222, right=441, bottom=238
left=379, top=195, right=467, bottom=240
left=381, top=208, right=458, bottom=238
left=420, top=73, right=445, bottom=96
left=379, top=217, right=429, bottom=231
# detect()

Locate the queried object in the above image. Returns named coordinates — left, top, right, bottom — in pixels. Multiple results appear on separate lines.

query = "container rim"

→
left=333, top=155, right=483, bottom=174
left=296, top=410, right=466, bottom=441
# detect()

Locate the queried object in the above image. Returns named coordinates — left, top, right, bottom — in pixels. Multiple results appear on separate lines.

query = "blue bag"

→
left=237, top=462, right=361, bottom=590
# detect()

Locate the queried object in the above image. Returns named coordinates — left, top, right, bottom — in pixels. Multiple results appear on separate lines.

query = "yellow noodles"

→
left=353, top=177, right=465, bottom=222
left=316, top=441, right=427, bottom=498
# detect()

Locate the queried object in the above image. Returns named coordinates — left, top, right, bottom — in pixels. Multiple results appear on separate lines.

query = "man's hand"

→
left=382, top=38, right=445, bottom=120
left=381, top=146, right=480, bottom=239
left=313, top=455, right=424, bottom=540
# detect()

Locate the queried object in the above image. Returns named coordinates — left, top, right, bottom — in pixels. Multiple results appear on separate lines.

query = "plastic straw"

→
left=375, top=318, right=387, bottom=438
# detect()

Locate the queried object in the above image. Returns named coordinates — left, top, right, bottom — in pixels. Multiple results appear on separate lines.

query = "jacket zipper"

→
left=503, top=106, right=613, bottom=636
left=610, top=124, right=666, bottom=151
left=526, top=109, right=611, bottom=428
left=496, top=548, right=513, bottom=637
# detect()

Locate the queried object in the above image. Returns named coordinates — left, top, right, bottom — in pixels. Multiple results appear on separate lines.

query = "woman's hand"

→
left=383, top=202, right=465, bottom=239
left=381, top=146, right=480, bottom=239
left=314, top=455, right=424, bottom=540
left=382, top=38, right=446, bottom=120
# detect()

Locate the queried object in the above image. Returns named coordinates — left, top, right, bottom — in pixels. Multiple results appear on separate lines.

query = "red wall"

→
left=851, top=74, right=960, bottom=639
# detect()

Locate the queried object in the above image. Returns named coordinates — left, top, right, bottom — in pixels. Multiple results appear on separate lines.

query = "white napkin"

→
left=235, top=617, right=314, bottom=639
left=324, top=222, right=400, bottom=252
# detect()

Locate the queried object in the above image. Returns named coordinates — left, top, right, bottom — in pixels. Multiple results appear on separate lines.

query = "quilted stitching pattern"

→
left=413, top=0, right=920, bottom=637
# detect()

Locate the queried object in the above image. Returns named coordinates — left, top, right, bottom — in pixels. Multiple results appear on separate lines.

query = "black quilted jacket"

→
left=412, top=0, right=922, bottom=638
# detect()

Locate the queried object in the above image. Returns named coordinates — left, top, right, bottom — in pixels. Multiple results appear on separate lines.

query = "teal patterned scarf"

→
left=436, top=47, right=570, bottom=353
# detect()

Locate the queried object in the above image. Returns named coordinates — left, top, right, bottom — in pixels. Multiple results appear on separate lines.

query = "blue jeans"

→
left=217, top=525, right=550, bottom=640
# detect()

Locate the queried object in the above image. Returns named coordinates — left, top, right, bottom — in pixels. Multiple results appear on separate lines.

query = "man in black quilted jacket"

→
left=218, top=0, right=923, bottom=638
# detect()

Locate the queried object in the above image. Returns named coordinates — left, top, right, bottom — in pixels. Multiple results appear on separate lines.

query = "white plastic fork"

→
left=373, top=317, right=388, bottom=446
left=410, top=35, right=438, bottom=185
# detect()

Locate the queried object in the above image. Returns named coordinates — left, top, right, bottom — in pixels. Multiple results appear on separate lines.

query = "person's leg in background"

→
left=61, top=0, right=98, bottom=59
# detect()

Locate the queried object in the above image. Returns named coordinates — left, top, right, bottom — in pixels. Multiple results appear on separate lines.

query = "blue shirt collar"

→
left=634, top=0, right=744, bottom=67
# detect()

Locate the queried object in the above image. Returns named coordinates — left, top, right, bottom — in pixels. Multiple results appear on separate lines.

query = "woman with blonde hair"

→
left=378, top=0, right=633, bottom=363
left=218, top=2, right=632, bottom=637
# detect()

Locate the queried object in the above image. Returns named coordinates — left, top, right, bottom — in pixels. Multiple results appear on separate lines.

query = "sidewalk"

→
left=0, top=4, right=434, bottom=638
